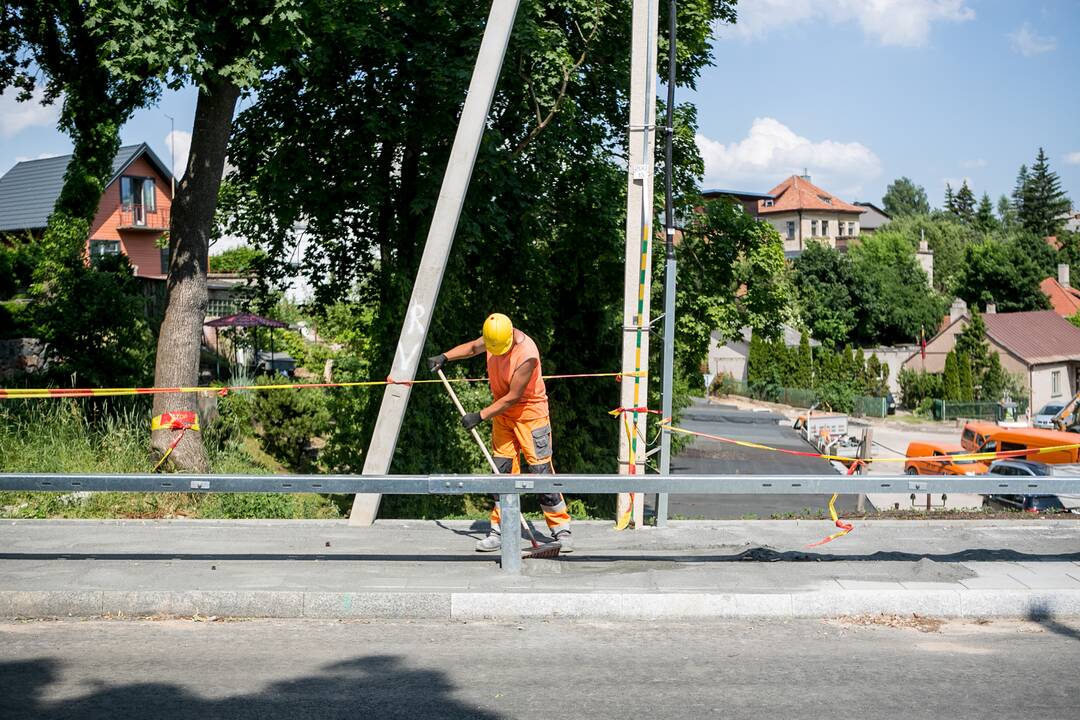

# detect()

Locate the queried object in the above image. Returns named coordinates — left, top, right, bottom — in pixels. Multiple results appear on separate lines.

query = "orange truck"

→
left=960, top=421, right=1000, bottom=452
left=904, top=441, right=988, bottom=476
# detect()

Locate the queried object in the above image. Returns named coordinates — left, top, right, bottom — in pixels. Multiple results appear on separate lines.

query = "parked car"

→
left=1033, top=402, right=1067, bottom=429
left=904, top=441, right=988, bottom=476
left=960, top=420, right=1000, bottom=451
left=984, top=460, right=1079, bottom=512
left=885, top=392, right=897, bottom=415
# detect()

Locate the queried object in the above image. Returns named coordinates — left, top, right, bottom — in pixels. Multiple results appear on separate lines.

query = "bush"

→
left=898, top=368, right=942, bottom=409
left=251, top=375, right=331, bottom=471
left=209, top=245, right=265, bottom=274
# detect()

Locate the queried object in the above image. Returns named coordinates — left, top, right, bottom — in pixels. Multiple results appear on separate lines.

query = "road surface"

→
left=3, top=617, right=1078, bottom=719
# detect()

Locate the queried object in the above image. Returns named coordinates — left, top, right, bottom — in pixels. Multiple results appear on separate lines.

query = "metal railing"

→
left=118, top=206, right=169, bottom=230
left=4, top=472, right=1080, bottom=573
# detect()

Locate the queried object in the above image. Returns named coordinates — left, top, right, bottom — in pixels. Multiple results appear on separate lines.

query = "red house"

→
left=0, top=143, right=174, bottom=278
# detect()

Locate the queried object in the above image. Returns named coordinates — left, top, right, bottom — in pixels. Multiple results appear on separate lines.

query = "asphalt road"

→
left=3, top=617, right=1079, bottom=719
left=647, top=400, right=862, bottom=519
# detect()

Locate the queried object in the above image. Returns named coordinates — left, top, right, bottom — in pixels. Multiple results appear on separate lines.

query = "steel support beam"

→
left=349, top=0, right=522, bottom=525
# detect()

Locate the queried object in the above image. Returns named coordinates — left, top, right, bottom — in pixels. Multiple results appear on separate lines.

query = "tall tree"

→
left=882, top=176, right=930, bottom=217
left=847, top=232, right=945, bottom=346
left=91, top=0, right=309, bottom=469
left=1019, top=148, right=1072, bottom=238
left=997, top=194, right=1017, bottom=229
left=954, top=180, right=976, bottom=223
left=874, top=214, right=978, bottom=295
left=796, top=330, right=813, bottom=388
left=791, top=241, right=857, bottom=347
left=1012, top=164, right=1029, bottom=219
left=974, top=193, right=997, bottom=233
left=943, top=351, right=960, bottom=402
left=944, top=183, right=956, bottom=215
left=958, top=352, right=974, bottom=402
left=222, top=0, right=740, bottom=475
left=954, top=308, right=989, bottom=380
left=957, top=237, right=1051, bottom=312
left=0, top=1, right=159, bottom=386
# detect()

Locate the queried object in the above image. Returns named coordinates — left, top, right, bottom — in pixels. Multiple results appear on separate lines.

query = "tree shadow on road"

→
left=0, top=653, right=501, bottom=720
left=1027, top=605, right=1080, bottom=643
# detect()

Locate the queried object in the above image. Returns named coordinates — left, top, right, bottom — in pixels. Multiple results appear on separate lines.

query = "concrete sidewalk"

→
left=2, top=519, right=1079, bottom=620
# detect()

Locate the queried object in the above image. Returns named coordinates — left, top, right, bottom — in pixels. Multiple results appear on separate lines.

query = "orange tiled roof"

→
left=757, top=175, right=863, bottom=215
left=1040, top=277, right=1080, bottom=317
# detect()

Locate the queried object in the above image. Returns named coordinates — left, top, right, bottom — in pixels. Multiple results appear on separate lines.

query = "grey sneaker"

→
left=553, top=530, right=573, bottom=554
left=475, top=532, right=501, bottom=552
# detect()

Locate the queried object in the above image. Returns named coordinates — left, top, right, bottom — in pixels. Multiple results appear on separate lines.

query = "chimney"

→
left=1059, top=263, right=1070, bottom=288
left=949, top=297, right=968, bottom=323
left=985, top=302, right=997, bottom=314
left=800, top=168, right=811, bottom=182
left=919, top=239, right=929, bottom=253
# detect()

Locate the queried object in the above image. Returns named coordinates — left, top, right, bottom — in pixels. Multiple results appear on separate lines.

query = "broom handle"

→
left=437, top=368, right=500, bottom=474
left=437, top=367, right=540, bottom=545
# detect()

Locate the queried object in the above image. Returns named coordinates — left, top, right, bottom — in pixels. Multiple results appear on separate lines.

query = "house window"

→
left=811, top=220, right=818, bottom=236
left=89, top=240, right=119, bottom=260
left=1052, top=370, right=1062, bottom=397
left=763, top=199, right=774, bottom=207
left=821, top=220, right=829, bottom=237
left=786, top=221, right=795, bottom=239
left=120, top=176, right=157, bottom=225
left=160, top=246, right=171, bottom=274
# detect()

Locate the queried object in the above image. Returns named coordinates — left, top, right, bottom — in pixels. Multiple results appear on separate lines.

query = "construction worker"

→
left=428, top=313, right=572, bottom=553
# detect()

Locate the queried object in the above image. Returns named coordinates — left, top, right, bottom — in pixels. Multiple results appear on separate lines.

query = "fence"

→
left=5, top=471, right=1080, bottom=574
left=853, top=395, right=887, bottom=418
left=933, top=398, right=1030, bottom=422
left=712, top=377, right=818, bottom=409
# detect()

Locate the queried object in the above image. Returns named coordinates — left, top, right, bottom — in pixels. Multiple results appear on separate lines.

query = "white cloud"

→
left=164, top=129, right=192, bottom=176
left=0, top=86, right=60, bottom=138
left=1009, top=22, right=1056, bottom=56
left=696, top=117, right=882, bottom=198
left=1064, top=152, right=1080, bottom=166
left=728, top=0, right=974, bottom=47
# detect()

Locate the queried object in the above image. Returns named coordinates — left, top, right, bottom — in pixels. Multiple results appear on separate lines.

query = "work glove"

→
left=461, top=412, right=483, bottom=431
left=427, top=353, right=447, bottom=372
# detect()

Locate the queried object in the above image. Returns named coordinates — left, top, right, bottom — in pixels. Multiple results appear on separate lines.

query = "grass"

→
left=0, top=399, right=345, bottom=520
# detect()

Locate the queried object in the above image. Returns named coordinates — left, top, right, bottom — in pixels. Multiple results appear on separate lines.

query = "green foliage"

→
left=1070, top=312, right=1080, bottom=330
left=791, top=241, right=857, bottom=346
left=221, top=0, right=739, bottom=480
left=897, top=368, right=942, bottom=409
left=957, top=352, right=974, bottom=402
left=957, top=235, right=1052, bottom=312
left=847, top=232, right=945, bottom=346
left=873, top=213, right=976, bottom=295
left=954, top=308, right=990, bottom=380
left=882, top=177, right=930, bottom=217
left=952, top=181, right=976, bottom=223
left=980, top=352, right=1009, bottom=403
left=795, top=331, right=813, bottom=388
left=209, top=245, right=264, bottom=274
left=32, top=231, right=155, bottom=388
left=975, top=193, right=997, bottom=233
left=248, top=376, right=331, bottom=471
left=677, top=198, right=795, bottom=378
left=943, top=351, right=961, bottom=402
left=0, top=234, right=42, bottom=300
left=1018, top=148, right=1072, bottom=238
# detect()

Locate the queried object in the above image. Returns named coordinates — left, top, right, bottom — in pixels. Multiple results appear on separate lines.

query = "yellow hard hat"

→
left=483, top=313, right=514, bottom=356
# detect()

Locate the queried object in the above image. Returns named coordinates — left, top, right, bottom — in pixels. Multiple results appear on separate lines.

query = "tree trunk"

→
left=150, top=76, right=240, bottom=471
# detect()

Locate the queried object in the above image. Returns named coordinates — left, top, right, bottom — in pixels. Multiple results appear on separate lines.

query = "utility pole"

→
left=656, top=0, right=677, bottom=528
left=349, top=0, right=522, bottom=524
left=617, top=0, right=660, bottom=528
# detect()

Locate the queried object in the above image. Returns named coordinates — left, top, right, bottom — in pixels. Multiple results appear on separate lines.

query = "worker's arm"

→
left=427, top=337, right=485, bottom=372
left=480, top=358, right=536, bottom=421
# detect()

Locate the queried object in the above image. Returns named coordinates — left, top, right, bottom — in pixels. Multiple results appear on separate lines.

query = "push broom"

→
left=436, top=368, right=561, bottom=559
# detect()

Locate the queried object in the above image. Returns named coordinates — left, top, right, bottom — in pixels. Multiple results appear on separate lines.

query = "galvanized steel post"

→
left=499, top=493, right=522, bottom=573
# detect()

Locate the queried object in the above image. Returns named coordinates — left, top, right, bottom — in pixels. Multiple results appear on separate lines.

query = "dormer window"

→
left=818, top=195, right=832, bottom=205
left=763, top=199, right=774, bottom=207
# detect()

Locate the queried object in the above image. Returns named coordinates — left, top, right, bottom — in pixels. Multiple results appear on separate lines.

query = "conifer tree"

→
left=975, top=193, right=997, bottom=233
left=797, top=330, right=813, bottom=388
left=955, top=181, right=977, bottom=223
left=943, top=350, right=961, bottom=401
left=958, top=352, right=974, bottom=402
left=1020, top=148, right=1072, bottom=238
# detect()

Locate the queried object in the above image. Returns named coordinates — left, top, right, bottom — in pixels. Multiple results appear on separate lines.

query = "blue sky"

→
left=1, top=0, right=1077, bottom=211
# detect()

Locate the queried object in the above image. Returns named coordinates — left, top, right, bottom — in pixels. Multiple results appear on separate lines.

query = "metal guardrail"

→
left=4, top=472, right=1080, bottom=573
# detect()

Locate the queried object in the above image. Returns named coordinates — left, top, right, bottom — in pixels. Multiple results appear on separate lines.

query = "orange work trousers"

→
left=488, top=415, right=570, bottom=534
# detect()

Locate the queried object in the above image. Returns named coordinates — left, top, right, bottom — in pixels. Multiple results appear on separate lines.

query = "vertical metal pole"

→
left=656, top=0, right=677, bottom=528
left=617, top=0, right=660, bottom=528
left=857, top=426, right=871, bottom=513
left=350, top=0, right=522, bottom=524
left=499, top=493, right=522, bottom=574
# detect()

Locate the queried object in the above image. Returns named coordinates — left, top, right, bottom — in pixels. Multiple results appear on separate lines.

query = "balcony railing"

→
left=118, top=206, right=169, bottom=231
